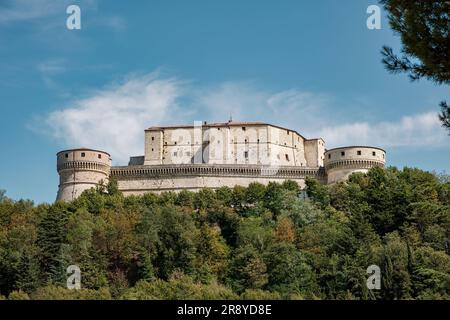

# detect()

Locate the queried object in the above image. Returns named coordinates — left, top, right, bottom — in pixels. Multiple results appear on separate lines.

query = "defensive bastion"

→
left=56, top=121, right=385, bottom=201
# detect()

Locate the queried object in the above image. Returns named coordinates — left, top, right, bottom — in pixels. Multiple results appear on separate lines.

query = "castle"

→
left=56, top=121, right=386, bottom=202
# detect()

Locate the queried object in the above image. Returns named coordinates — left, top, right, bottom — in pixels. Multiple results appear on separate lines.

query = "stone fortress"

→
left=56, top=121, right=386, bottom=202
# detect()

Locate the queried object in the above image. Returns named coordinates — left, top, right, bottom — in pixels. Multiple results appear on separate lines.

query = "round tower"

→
left=56, top=148, right=112, bottom=202
left=324, top=146, right=386, bottom=184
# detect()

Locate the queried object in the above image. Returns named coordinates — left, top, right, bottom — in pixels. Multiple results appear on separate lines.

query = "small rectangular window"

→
left=151, top=137, right=155, bottom=141
left=173, top=151, right=177, bottom=156
left=357, top=150, right=361, bottom=155
left=244, top=151, right=248, bottom=158
left=242, top=127, right=246, bottom=131
left=151, top=148, right=154, bottom=151
left=285, top=154, right=289, bottom=161
left=372, top=151, right=376, bottom=156
left=81, top=152, right=85, bottom=157
left=341, top=151, right=345, bottom=156
left=65, top=153, right=69, bottom=158
left=98, top=154, right=102, bottom=159
left=328, top=154, right=331, bottom=159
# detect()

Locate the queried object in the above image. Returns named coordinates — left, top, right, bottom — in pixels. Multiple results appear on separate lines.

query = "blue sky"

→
left=0, top=0, right=449, bottom=204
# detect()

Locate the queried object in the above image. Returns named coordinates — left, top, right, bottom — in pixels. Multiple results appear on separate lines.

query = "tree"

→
left=380, top=232, right=413, bottom=299
left=305, top=177, right=330, bottom=208
left=236, top=217, right=273, bottom=252
left=274, top=216, right=295, bottom=243
left=263, top=242, right=317, bottom=297
left=438, top=101, right=450, bottom=134
left=228, top=245, right=268, bottom=293
left=2, top=168, right=450, bottom=299
left=36, top=202, right=70, bottom=285
left=0, top=190, right=6, bottom=202
left=152, top=206, right=199, bottom=279
left=380, top=0, right=450, bottom=131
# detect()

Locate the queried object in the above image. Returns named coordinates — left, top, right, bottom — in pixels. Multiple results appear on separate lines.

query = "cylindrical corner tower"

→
left=56, top=148, right=112, bottom=202
left=324, top=146, right=386, bottom=184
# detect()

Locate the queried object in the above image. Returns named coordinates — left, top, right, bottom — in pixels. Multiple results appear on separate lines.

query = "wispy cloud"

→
left=318, top=112, right=447, bottom=148
left=42, top=72, right=184, bottom=163
left=36, top=71, right=449, bottom=164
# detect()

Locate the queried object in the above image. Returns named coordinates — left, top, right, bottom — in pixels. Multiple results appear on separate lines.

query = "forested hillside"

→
left=0, top=166, right=449, bottom=300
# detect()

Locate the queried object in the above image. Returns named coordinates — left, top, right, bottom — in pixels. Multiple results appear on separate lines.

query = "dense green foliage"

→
left=0, top=167, right=449, bottom=300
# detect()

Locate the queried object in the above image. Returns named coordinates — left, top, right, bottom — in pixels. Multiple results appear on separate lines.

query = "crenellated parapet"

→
left=111, top=164, right=326, bottom=179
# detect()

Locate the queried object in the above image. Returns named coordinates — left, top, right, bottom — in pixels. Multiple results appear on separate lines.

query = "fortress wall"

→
left=112, top=163, right=325, bottom=196
left=116, top=174, right=308, bottom=196
left=325, top=168, right=370, bottom=185
left=57, top=172, right=108, bottom=201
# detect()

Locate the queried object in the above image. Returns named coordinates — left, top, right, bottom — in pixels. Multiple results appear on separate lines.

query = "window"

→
left=242, top=127, right=246, bottom=131
left=287, top=130, right=290, bottom=135
left=151, top=137, right=155, bottom=141
left=285, top=154, right=290, bottom=161
left=81, top=152, right=85, bottom=157
left=328, top=154, right=331, bottom=159
left=372, top=151, right=376, bottom=156
left=151, top=148, right=154, bottom=151
left=65, top=153, right=69, bottom=158
left=244, top=151, right=248, bottom=158
left=98, top=154, right=102, bottom=159
left=341, top=151, right=345, bottom=156
left=173, top=151, right=177, bottom=157
left=257, top=139, right=260, bottom=143
left=357, top=150, right=361, bottom=155
left=174, top=141, right=177, bottom=145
